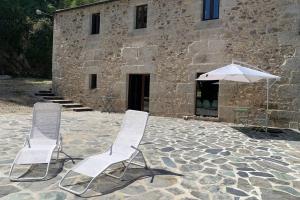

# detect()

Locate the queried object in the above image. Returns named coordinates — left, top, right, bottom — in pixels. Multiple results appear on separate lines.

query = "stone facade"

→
left=52, top=0, right=300, bottom=127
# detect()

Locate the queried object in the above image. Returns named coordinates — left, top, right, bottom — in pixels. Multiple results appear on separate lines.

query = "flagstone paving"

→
left=1, top=111, right=300, bottom=199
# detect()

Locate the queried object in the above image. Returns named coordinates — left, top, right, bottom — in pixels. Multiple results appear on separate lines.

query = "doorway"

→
left=195, top=73, right=219, bottom=117
left=128, top=74, right=150, bottom=112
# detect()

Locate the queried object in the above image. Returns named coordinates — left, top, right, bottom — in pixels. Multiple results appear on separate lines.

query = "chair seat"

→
left=73, top=151, right=129, bottom=177
left=14, top=139, right=57, bottom=165
left=30, top=138, right=57, bottom=146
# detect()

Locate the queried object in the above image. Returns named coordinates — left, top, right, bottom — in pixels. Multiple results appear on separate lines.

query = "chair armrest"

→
left=131, top=146, right=141, bottom=152
left=109, top=145, right=113, bottom=155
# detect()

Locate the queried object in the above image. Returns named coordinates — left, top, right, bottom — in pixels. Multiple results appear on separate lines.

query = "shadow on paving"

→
left=11, top=158, right=82, bottom=181
left=232, top=126, right=300, bottom=141
left=65, top=168, right=183, bottom=198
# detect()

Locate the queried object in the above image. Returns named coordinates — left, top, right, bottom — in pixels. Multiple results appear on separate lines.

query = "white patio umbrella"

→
left=197, top=63, right=280, bottom=129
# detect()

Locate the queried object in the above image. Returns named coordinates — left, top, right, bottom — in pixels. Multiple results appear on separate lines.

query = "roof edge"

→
left=55, top=0, right=119, bottom=14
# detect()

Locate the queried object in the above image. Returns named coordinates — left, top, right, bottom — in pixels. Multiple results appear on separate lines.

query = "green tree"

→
left=0, top=0, right=54, bottom=77
left=0, top=0, right=99, bottom=78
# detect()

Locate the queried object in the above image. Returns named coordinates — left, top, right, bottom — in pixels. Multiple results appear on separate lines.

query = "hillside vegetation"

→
left=0, top=0, right=98, bottom=78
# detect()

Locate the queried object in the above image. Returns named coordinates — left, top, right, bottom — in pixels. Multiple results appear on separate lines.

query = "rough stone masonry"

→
left=52, top=0, right=300, bottom=127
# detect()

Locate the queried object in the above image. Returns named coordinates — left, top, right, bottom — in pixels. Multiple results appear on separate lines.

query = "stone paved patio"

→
left=1, top=111, right=300, bottom=199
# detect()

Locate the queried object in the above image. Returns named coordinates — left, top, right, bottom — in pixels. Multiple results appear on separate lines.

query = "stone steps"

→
left=73, top=107, right=93, bottom=112
left=61, top=103, right=83, bottom=108
left=43, top=96, right=64, bottom=100
left=50, top=99, right=74, bottom=104
left=38, top=90, right=52, bottom=93
left=35, top=90, right=93, bottom=112
left=35, top=92, right=55, bottom=96
left=35, top=91, right=53, bottom=95
left=35, top=90, right=55, bottom=96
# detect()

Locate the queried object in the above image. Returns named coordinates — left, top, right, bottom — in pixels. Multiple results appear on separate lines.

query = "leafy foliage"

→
left=0, top=0, right=98, bottom=78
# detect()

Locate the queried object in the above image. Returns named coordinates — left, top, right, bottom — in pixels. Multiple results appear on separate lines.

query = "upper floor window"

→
left=91, top=13, right=100, bottom=34
left=203, top=0, right=219, bottom=21
left=135, top=4, right=148, bottom=29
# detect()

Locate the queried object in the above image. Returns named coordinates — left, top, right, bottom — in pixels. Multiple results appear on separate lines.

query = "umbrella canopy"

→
left=196, top=63, right=280, bottom=131
left=197, top=64, right=280, bottom=83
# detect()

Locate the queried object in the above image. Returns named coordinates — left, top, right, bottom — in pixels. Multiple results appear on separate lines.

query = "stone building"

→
left=52, top=0, right=300, bottom=128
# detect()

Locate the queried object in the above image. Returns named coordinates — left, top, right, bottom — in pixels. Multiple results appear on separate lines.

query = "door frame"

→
left=127, top=73, right=150, bottom=112
left=195, top=72, right=220, bottom=117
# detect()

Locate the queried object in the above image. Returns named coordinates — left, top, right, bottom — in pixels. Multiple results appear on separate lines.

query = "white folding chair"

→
left=9, top=103, right=62, bottom=181
left=59, top=110, right=149, bottom=195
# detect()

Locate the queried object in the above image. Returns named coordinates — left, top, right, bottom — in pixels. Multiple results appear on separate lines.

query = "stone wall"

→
left=220, top=0, right=300, bottom=127
left=52, top=0, right=300, bottom=127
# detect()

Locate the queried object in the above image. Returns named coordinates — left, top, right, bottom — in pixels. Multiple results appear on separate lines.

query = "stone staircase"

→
left=35, top=90, right=93, bottom=112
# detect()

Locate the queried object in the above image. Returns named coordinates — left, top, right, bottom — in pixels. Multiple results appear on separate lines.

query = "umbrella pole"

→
left=266, top=79, right=269, bottom=132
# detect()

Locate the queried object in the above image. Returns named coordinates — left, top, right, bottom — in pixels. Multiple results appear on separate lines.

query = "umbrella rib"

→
left=242, top=75, right=252, bottom=83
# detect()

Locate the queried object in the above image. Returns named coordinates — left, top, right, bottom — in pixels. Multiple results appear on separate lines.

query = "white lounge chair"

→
left=9, top=103, right=62, bottom=181
left=59, top=110, right=149, bottom=195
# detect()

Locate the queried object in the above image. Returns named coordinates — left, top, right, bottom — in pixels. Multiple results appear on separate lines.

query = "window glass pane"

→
left=195, top=73, right=219, bottom=117
left=143, top=5, right=148, bottom=27
left=204, top=0, right=211, bottom=20
left=90, top=74, right=97, bottom=89
left=96, top=15, right=100, bottom=32
left=136, top=5, right=147, bottom=29
left=213, top=0, right=219, bottom=19
left=91, top=13, right=100, bottom=34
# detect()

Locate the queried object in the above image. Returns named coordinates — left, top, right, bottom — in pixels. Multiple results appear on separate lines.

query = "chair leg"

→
left=118, top=151, right=149, bottom=181
left=59, top=170, right=97, bottom=195
left=8, top=161, right=16, bottom=180
left=139, top=151, right=149, bottom=169
left=9, top=160, right=51, bottom=181
left=125, top=151, right=154, bottom=182
left=56, top=147, right=60, bottom=163
left=60, top=150, right=75, bottom=164
left=9, top=149, right=56, bottom=181
left=59, top=166, right=112, bottom=196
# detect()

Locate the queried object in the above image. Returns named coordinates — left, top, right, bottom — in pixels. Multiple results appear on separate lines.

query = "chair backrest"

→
left=30, top=103, right=62, bottom=142
left=112, top=110, right=149, bottom=157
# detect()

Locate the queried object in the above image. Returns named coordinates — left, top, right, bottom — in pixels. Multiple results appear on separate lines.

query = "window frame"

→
left=203, top=0, right=220, bottom=21
left=135, top=4, right=148, bottom=29
left=91, top=13, right=100, bottom=35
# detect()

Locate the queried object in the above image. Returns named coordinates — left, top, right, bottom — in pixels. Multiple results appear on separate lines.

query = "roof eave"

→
left=55, top=0, right=119, bottom=14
